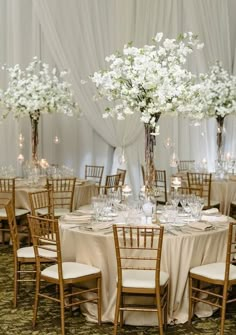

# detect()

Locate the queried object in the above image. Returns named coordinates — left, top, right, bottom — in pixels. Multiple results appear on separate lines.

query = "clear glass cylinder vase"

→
left=30, top=111, right=40, bottom=162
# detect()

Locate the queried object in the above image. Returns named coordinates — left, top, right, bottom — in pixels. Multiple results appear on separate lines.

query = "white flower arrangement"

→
left=91, top=32, right=204, bottom=130
left=198, top=61, right=236, bottom=119
left=0, top=57, right=78, bottom=121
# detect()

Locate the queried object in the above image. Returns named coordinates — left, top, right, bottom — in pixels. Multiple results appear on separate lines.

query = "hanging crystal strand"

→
left=29, top=110, right=40, bottom=162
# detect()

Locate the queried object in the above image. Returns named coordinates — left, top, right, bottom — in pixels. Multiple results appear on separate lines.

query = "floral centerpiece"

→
left=198, top=61, right=236, bottom=160
left=91, top=32, right=203, bottom=192
left=0, top=57, right=78, bottom=161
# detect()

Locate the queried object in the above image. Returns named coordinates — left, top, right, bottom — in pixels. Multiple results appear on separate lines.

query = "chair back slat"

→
left=85, top=165, right=104, bottom=187
left=46, top=177, right=76, bottom=212
left=29, top=189, right=54, bottom=218
left=116, top=168, right=126, bottom=186
left=154, top=169, right=167, bottom=204
left=4, top=199, right=20, bottom=250
left=113, top=225, right=164, bottom=282
left=178, top=160, right=195, bottom=172
left=0, top=178, right=16, bottom=214
left=28, top=215, right=58, bottom=264
left=187, top=172, right=212, bottom=207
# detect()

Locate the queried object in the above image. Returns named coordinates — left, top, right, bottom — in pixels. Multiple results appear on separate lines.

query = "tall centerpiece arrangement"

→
left=0, top=57, right=78, bottom=162
left=198, top=61, right=236, bottom=161
left=91, top=32, right=203, bottom=193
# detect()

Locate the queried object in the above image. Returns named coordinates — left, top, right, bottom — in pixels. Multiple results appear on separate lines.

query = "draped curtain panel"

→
left=0, top=0, right=236, bottom=196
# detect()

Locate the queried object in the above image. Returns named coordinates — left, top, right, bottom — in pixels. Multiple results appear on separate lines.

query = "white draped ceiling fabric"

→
left=0, top=0, right=236, bottom=196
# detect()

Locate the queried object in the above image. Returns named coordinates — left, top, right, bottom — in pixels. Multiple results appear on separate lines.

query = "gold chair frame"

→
left=113, top=224, right=169, bottom=335
left=189, top=221, right=236, bottom=335
left=28, top=215, right=102, bottom=335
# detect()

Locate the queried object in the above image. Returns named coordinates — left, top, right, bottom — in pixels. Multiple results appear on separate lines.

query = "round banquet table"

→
left=174, top=172, right=236, bottom=215
left=14, top=179, right=97, bottom=211
left=59, top=214, right=229, bottom=326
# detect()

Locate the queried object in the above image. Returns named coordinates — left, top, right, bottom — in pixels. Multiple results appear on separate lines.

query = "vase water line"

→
left=30, top=111, right=40, bottom=162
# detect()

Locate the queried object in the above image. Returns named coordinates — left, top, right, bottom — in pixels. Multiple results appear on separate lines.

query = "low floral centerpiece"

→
left=0, top=57, right=78, bottom=161
left=91, top=32, right=203, bottom=192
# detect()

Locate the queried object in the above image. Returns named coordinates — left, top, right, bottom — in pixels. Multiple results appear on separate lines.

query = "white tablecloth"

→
left=59, top=213, right=229, bottom=325
left=14, top=179, right=97, bottom=211
left=174, top=172, right=236, bottom=215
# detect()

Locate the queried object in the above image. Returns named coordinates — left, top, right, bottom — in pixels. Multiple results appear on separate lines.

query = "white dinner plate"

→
left=98, top=217, right=114, bottom=222
left=107, top=212, right=118, bottom=217
left=171, top=223, right=186, bottom=227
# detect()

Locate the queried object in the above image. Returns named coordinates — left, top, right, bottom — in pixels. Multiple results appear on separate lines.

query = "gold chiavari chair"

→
left=46, top=177, right=76, bottom=218
left=189, top=221, right=236, bottom=335
left=28, top=215, right=102, bottom=335
left=177, top=160, right=195, bottom=172
left=154, top=169, right=168, bottom=205
left=187, top=172, right=220, bottom=210
left=113, top=224, right=169, bottom=335
left=0, top=178, right=30, bottom=244
left=116, top=168, right=126, bottom=186
left=85, top=165, right=104, bottom=191
left=3, top=199, right=56, bottom=308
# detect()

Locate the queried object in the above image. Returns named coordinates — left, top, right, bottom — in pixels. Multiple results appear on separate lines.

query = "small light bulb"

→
left=17, top=153, right=24, bottom=164
left=53, top=136, right=60, bottom=144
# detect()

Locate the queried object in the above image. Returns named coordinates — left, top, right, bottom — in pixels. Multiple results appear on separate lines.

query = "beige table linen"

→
left=14, top=179, right=97, bottom=211
left=175, top=172, right=236, bottom=215
left=59, top=217, right=229, bottom=326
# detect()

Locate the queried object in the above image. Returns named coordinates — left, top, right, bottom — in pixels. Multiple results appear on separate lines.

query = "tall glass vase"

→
left=216, top=115, right=225, bottom=162
left=29, top=111, right=40, bottom=162
left=144, top=113, right=161, bottom=195
left=144, top=123, right=155, bottom=194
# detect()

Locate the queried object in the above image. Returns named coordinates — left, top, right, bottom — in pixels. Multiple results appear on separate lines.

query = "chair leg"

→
left=113, top=286, right=121, bottom=335
left=156, top=293, right=164, bottom=335
left=220, top=285, right=228, bottom=335
left=33, top=273, right=40, bottom=328
left=120, top=294, right=124, bottom=327
left=163, top=285, right=169, bottom=331
left=13, top=260, right=18, bottom=308
left=188, top=276, right=193, bottom=324
left=97, top=277, right=102, bottom=325
left=60, top=285, right=65, bottom=335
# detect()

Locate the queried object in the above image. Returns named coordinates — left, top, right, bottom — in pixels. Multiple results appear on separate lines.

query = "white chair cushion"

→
left=0, top=208, right=7, bottom=217
left=42, top=262, right=100, bottom=280
left=122, top=269, right=169, bottom=288
left=0, top=208, right=29, bottom=218
left=231, top=201, right=236, bottom=206
left=17, top=245, right=57, bottom=259
left=190, top=262, right=236, bottom=281
left=36, top=208, right=49, bottom=216
left=204, top=199, right=220, bottom=208
left=54, top=208, right=70, bottom=217
left=15, top=208, right=30, bottom=217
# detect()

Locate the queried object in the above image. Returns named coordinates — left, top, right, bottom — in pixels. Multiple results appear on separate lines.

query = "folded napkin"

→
left=92, top=222, right=113, bottom=231
left=76, top=209, right=94, bottom=215
left=188, top=221, right=213, bottom=231
left=202, top=208, right=219, bottom=215
left=201, top=215, right=228, bottom=223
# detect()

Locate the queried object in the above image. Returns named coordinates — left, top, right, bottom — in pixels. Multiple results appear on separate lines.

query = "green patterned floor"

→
left=1, top=244, right=236, bottom=335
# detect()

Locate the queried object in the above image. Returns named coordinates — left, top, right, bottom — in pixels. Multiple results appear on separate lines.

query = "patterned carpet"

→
left=1, top=244, right=236, bottom=335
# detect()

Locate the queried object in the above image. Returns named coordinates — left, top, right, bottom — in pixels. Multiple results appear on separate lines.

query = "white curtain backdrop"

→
left=0, top=0, right=236, bottom=196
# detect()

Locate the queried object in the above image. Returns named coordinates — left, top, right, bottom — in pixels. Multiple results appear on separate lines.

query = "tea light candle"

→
left=171, top=176, right=181, bottom=188
left=226, top=152, right=231, bottom=161
left=122, top=184, right=132, bottom=195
